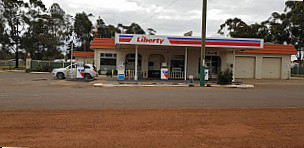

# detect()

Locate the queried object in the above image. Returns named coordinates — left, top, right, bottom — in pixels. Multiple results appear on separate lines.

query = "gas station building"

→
left=90, top=34, right=297, bottom=80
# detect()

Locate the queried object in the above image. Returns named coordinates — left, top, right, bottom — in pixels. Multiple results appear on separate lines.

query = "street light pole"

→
left=15, top=16, right=19, bottom=68
left=200, top=0, right=207, bottom=87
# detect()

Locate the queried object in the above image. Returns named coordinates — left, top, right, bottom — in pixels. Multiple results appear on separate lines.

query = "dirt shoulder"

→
left=0, top=108, right=303, bottom=148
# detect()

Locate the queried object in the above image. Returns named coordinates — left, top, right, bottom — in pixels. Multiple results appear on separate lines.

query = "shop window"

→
left=100, top=53, right=117, bottom=71
left=171, top=55, right=185, bottom=72
left=125, top=54, right=142, bottom=70
left=101, top=53, right=116, bottom=58
left=105, top=53, right=113, bottom=57
left=198, top=56, right=221, bottom=75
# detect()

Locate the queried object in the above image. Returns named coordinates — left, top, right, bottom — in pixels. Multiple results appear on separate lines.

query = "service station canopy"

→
left=115, top=34, right=264, bottom=49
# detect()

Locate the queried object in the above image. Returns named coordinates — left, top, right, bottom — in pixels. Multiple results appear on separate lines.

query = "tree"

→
left=284, top=1, right=304, bottom=66
left=126, top=23, right=145, bottom=34
left=20, top=0, right=47, bottom=60
left=95, top=16, right=121, bottom=38
left=96, top=16, right=106, bottom=38
left=1, top=0, right=27, bottom=67
left=0, top=1, right=10, bottom=59
left=46, top=3, right=72, bottom=60
left=218, top=2, right=304, bottom=65
left=21, top=2, right=70, bottom=60
left=218, top=18, right=272, bottom=42
left=1, top=0, right=152, bottom=62
left=118, top=23, right=145, bottom=34
left=147, top=28, right=156, bottom=35
left=74, top=12, right=93, bottom=51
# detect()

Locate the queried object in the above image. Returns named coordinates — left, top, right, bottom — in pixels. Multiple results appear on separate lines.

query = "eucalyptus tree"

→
left=124, top=23, right=145, bottom=34
left=0, top=1, right=9, bottom=59
left=284, top=1, right=304, bottom=65
left=1, top=0, right=27, bottom=66
left=22, top=2, right=71, bottom=60
left=147, top=28, right=156, bottom=35
left=74, top=12, right=93, bottom=51
left=46, top=3, right=72, bottom=60
left=96, top=16, right=121, bottom=38
left=218, top=1, right=304, bottom=64
left=21, top=0, right=48, bottom=60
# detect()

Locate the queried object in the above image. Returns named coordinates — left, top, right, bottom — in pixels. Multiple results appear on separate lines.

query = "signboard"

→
left=161, top=68, right=169, bottom=80
left=205, top=69, right=209, bottom=81
left=205, top=51, right=219, bottom=56
left=117, top=63, right=125, bottom=80
left=116, top=34, right=264, bottom=49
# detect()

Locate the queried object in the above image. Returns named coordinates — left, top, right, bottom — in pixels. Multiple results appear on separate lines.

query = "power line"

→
left=139, top=0, right=181, bottom=25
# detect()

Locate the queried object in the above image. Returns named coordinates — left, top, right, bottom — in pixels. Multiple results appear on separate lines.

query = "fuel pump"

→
left=161, top=62, right=168, bottom=80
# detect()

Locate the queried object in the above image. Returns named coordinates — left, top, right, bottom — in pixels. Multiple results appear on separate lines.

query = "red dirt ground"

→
left=0, top=108, right=304, bottom=148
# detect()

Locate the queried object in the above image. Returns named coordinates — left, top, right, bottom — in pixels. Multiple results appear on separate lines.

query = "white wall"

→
left=94, top=48, right=292, bottom=79
left=236, top=53, right=291, bottom=79
left=75, top=57, right=94, bottom=64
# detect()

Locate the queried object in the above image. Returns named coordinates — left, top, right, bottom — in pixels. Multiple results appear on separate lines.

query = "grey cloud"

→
left=43, top=0, right=287, bottom=37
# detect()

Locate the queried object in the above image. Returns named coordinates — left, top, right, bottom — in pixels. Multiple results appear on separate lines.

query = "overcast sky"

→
left=41, top=0, right=288, bottom=37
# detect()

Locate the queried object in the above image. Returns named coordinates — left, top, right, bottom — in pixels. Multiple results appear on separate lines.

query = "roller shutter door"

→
left=235, top=57, right=255, bottom=79
left=262, top=57, right=281, bottom=79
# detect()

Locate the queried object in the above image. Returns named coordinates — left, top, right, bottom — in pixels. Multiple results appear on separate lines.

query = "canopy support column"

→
left=232, top=50, right=236, bottom=82
left=135, top=45, right=138, bottom=80
left=184, top=47, right=188, bottom=81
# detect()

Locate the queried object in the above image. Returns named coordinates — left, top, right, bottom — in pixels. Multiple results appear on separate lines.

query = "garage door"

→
left=262, top=57, right=281, bottom=79
left=235, top=57, right=255, bottom=79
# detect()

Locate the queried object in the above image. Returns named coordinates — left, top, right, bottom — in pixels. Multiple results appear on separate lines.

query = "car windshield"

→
left=66, top=64, right=76, bottom=69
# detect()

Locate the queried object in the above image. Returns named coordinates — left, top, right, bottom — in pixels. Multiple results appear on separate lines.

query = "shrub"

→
left=217, top=69, right=233, bottom=85
left=105, top=70, right=118, bottom=76
left=25, top=69, right=33, bottom=73
left=98, top=69, right=102, bottom=75
left=36, top=64, right=53, bottom=72
left=41, top=65, right=54, bottom=72
left=106, top=70, right=112, bottom=76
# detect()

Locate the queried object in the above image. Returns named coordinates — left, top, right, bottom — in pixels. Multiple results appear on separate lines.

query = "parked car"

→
left=52, top=63, right=98, bottom=79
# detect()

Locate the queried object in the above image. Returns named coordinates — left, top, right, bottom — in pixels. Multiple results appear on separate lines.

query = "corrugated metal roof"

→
left=72, top=51, right=94, bottom=58
left=237, top=44, right=297, bottom=55
left=90, top=38, right=115, bottom=49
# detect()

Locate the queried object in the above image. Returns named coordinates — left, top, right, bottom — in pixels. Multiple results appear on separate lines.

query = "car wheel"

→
left=56, top=72, right=65, bottom=79
left=84, top=73, right=92, bottom=80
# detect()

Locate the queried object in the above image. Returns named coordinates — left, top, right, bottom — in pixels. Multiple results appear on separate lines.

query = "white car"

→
left=52, top=64, right=98, bottom=79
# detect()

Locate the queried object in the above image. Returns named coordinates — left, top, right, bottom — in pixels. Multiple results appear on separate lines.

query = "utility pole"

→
left=200, top=0, right=207, bottom=87
left=71, top=41, right=73, bottom=66
left=15, top=17, right=19, bottom=68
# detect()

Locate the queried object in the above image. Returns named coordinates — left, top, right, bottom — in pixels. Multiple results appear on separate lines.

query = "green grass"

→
left=0, top=65, right=26, bottom=70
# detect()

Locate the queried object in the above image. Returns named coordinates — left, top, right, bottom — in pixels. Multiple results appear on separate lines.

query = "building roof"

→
left=90, top=37, right=297, bottom=55
left=237, top=44, right=297, bottom=55
left=90, top=38, right=115, bottom=49
left=72, top=51, right=94, bottom=58
left=117, top=34, right=264, bottom=49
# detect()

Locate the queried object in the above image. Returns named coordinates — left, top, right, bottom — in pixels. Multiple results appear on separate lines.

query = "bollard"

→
left=128, top=69, right=130, bottom=80
left=189, top=75, right=195, bottom=87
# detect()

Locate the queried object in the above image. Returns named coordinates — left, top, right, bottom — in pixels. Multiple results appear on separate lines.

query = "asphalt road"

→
left=1, top=71, right=304, bottom=109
